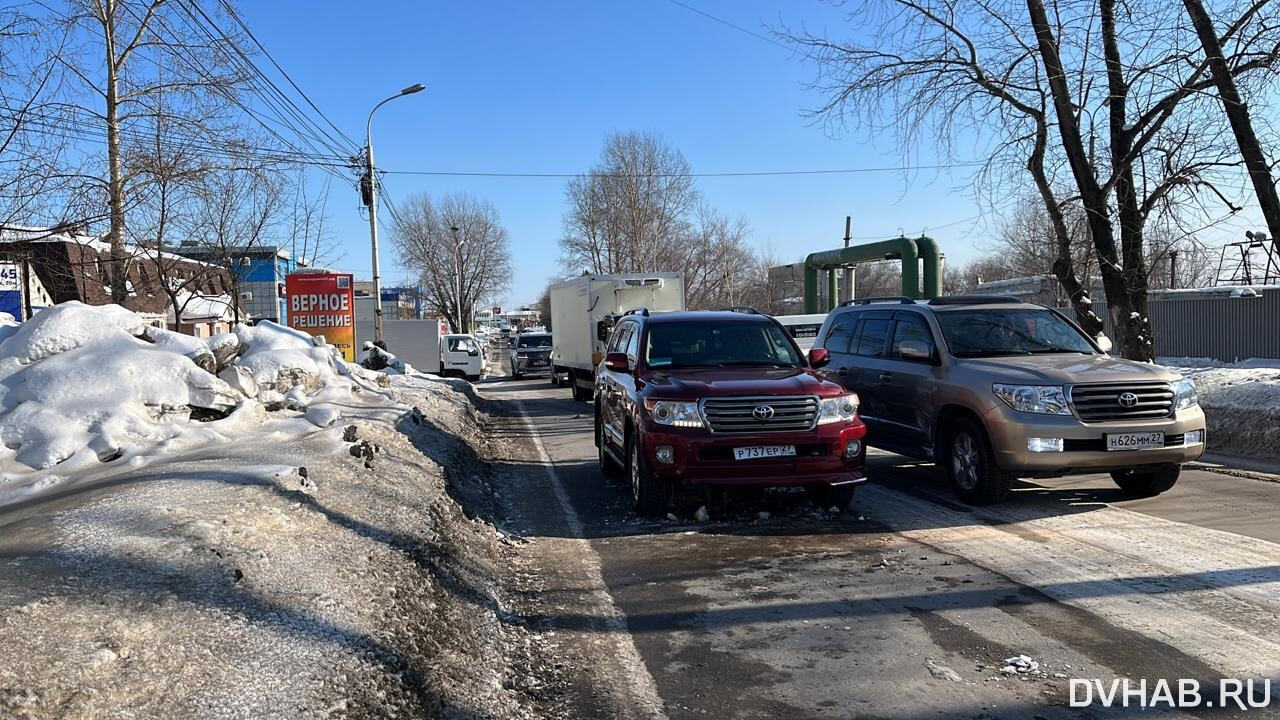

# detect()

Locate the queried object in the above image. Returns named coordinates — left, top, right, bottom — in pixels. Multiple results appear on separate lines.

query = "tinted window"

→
left=608, top=323, right=632, bottom=353
left=645, top=320, right=803, bottom=369
left=822, top=314, right=859, bottom=353
left=516, top=335, right=552, bottom=348
left=854, top=318, right=891, bottom=357
left=626, top=324, right=641, bottom=361
left=936, top=308, right=1095, bottom=356
left=891, top=315, right=935, bottom=360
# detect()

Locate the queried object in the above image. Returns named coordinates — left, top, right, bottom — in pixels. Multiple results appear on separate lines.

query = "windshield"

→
left=645, top=320, right=803, bottom=369
left=517, top=335, right=552, bottom=349
left=936, top=308, right=1096, bottom=356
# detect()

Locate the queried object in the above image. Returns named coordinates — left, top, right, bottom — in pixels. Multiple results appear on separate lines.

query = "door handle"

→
left=879, top=372, right=894, bottom=382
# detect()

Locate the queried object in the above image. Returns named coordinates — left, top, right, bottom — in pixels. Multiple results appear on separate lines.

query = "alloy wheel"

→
left=952, top=432, right=980, bottom=491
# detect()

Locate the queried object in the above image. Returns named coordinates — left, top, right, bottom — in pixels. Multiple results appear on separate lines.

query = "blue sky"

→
left=235, top=0, right=1001, bottom=307
left=236, top=1, right=1249, bottom=307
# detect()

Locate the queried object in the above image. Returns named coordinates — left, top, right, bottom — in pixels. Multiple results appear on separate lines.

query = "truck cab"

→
left=441, top=333, right=484, bottom=381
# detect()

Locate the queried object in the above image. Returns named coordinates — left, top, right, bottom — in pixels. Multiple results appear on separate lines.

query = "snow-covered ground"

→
left=1159, top=356, right=1280, bottom=462
left=0, top=370, right=534, bottom=719
left=0, top=303, right=392, bottom=503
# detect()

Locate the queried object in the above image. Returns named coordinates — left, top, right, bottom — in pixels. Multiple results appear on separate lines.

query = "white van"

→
left=441, top=334, right=485, bottom=381
left=773, top=313, right=829, bottom=352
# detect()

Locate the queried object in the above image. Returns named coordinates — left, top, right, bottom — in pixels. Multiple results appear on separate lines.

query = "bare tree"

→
left=394, top=193, right=513, bottom=335
left=783, top=0, right=1280, bottom=359
left=1183, top=0, right=1280, bottom=256
left=560, top=132, right=768, bottom=306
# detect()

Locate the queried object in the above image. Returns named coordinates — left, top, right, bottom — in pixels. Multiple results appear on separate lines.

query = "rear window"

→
left=517, top=335, right=552, bottom=349
left=645, top=320, right=803, bottom=369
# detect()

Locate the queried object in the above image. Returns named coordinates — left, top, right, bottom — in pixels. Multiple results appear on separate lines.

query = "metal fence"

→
left=1080, top=287, right=1280, bottom=361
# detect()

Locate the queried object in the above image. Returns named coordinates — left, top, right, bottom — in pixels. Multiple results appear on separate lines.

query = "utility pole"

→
left=450, top=225, right=465, bottom=333
left=364, top=83, right=426, bottom=344
left=841, top=215, right=854, bottom=303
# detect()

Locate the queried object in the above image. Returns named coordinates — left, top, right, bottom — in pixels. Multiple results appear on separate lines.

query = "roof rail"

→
left=840, top=296, right=917, bottom=307
left=622, top=307, right=650, bottom=317
left=926, top=294, right=1023, bottom=306
left=717, top=306, right=761, bottom=314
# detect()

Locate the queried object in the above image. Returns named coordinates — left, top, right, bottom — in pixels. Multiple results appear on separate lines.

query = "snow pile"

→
left=1000, top=655, right=1039, bottom=675
left=0, top=303, right=389, bottom=478
left=1160, top=357, right=1280, bottom=460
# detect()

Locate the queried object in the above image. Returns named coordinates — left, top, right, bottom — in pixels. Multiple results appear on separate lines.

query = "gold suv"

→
left=812, top=296, right=1206, bottom=504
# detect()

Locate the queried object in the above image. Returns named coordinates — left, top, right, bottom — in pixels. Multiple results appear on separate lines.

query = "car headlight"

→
left=644, top=399, right=704, bottom=428
left=817, top=393, right=859, bottom=425
left=516, top=353, right=527, bottom=359
left=992, top=384, right=1072, bottom=415
left=1174, top=378, right=1198, bottom=410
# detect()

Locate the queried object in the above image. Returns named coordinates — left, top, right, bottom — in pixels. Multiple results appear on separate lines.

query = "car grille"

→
left=700, top=396, right=819, bottom=434
left=1069, top=382, right=1174, bottom=422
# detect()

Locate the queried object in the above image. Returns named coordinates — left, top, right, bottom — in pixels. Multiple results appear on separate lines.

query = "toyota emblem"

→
left=1117, top=392, right=1139, bottom=408
left=752, top=404, right=775, bottom=421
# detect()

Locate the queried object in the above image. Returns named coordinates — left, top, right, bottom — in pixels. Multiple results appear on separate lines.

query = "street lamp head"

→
left=401, top=83, right=426, bottom=95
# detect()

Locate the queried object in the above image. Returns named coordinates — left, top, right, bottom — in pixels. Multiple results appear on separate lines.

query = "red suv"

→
left=593, top=308, right=868, bottom=515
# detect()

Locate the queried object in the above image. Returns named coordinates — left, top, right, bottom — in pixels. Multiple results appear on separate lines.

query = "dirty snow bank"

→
left=0, top=302, right=391, bottom=493
left=1159, top=357, right=1280, bottom=461
left=0, top=374, right=533, bottom=719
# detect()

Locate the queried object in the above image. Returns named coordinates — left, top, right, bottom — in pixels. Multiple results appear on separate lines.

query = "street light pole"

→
left=450, top=225, right=466, bottom=333
left=365, top=82, right=425, bottom=344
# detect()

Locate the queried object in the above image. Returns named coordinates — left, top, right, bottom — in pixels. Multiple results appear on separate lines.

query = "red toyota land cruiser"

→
left=593, top=308, right=868, bottom=515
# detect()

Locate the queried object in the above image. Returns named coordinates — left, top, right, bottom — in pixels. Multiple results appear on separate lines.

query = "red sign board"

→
left=285, top=272, right=356, bottom=362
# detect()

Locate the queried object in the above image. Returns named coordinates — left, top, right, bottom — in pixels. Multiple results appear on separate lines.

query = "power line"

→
left=665, top=0, right=794, bottom=53
left=378, top=162, right=986, bottom=179
left=214, top=0, right=358, bottom=153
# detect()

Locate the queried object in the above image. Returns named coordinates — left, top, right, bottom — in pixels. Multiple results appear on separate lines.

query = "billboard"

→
left=0, top=263, right=21, bottom=319
left=285, top=272, right=356, bottom=362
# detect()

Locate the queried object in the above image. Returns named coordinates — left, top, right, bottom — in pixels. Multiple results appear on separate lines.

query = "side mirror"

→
left=1095, top=335, right=1113, bottom=354
left=808, top=347, right=831, bottom=369
left=899, top=340, right=933, bottom=362
left=597, top=321, right=611, bottom=342
left=603, top=351, right=630, bottom=373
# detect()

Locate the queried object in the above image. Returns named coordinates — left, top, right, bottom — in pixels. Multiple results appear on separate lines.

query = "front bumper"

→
left=513, top=355, right=552, bottom=374
left=639, top=420, right=869, bottom=488
left=982, top=403, right=1207, bottom=476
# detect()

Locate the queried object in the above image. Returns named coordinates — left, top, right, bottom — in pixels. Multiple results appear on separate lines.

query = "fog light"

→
left=844, top=439, right=862, bottom=458
left=654, top=445, right=675, bottom=464
left=1185, top=430, right=1204, bottom=445
left=1027, top=437, right=1064, bottom=453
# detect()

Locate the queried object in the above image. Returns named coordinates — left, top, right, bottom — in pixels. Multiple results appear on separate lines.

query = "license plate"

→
left=733, top=445, right=796, bottom=461
left=531, top=359, right=547, bottom=366
left=1105, top=432, right=1164, bottom=451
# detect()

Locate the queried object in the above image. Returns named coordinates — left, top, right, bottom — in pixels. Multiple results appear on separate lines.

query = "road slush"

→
left=1069, top=678, right=1273, bottom=710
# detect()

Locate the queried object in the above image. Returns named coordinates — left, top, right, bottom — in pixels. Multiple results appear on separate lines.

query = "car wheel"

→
left=550, top=372, right=560, bottom=388
left=510, top=367, right=521, bottom=380
left=629, top=434, right=667, bottom=516
left=1110, top=465, right=1180, bottom=497
left=572, top=381, right=590, bottom=402
left=597, top=419, right=623, bottom=477
left=941, top=417, right=1013, bottom=505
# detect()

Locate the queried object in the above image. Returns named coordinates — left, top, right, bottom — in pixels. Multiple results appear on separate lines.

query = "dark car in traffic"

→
left=594, top=308, right=868, bottom=515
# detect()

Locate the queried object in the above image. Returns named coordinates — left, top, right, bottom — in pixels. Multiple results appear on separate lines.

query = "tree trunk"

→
left=1026, top=0, right=1150, bottom=360
left=1184, top=0, right=1280, bottom=255
left=104, top=0, right=129, bottom=305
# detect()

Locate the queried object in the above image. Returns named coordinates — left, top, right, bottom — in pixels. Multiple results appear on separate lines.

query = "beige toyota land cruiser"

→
left=813, top=295, right=1206, bottom=504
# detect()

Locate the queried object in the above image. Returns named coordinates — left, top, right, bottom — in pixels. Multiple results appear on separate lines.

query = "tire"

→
left=550, top=372, right=561, bottom=388
left=1111, top=465, right=1180, bottom=497
left=812, top=484, right=857, bottom=511
left=572, top=380, right=590, bottom=402
left=629, top=433, right=668, bottom=516
left=597, top=417, right=623, bottom=477
left=467, top=374, right=480, bottom=382
left=940, top=417, right=1014, bottom=505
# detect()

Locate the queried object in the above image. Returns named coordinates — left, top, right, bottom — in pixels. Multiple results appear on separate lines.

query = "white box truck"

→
left=356, top=317, right=484, bottom=380
left=550, top=273, right=685, bottom=400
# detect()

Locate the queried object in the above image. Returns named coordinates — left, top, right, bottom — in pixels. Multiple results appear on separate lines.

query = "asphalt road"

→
left=479, top=366, right=1280, bottom=720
